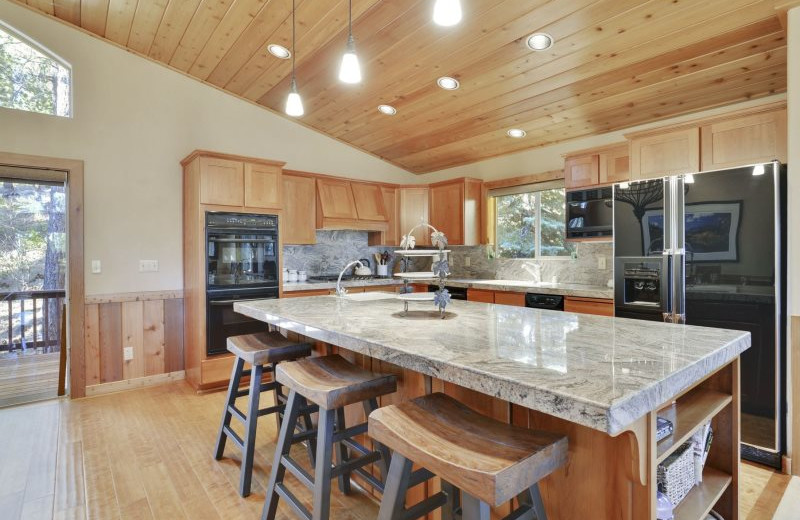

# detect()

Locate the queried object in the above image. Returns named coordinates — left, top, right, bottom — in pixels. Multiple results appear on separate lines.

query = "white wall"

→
left=786, top=5, right=799, bottom=469
left=0, top=0, right=416, bottom=295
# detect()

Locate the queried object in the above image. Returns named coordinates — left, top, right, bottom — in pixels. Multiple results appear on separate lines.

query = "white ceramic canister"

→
left=298, top=270, right=308, bottom=282
left=282, top=268, right=289, bottom=282
left=288, top=269, right=298, bottom=282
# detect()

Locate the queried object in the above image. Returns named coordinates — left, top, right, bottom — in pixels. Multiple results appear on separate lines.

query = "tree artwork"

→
left=0, top=25, right=71, bottom=117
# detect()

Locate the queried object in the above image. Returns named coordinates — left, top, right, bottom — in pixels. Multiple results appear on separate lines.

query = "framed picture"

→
left=641, top=201, right=742, bottom=261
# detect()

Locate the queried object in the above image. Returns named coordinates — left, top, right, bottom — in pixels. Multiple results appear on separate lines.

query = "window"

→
left=493, top=182, right=574, bottom=258
left=0, top=22, right=71, bottom=117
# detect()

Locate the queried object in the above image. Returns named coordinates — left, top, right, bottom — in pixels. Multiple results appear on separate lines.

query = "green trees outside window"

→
left=495, top=187, right=574, bottom=258
left=0, top=23, right=71, bottom=117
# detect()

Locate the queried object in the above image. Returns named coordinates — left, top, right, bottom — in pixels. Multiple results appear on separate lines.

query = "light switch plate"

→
left=464, top=257, right=471, bottom=267
left=598, top=257, right=607, bottom=270
left=139, top=260, right=159, bottom=272
left=123, top=346, right=134, bottom=361
left=91, top=260, right=101, bottom=274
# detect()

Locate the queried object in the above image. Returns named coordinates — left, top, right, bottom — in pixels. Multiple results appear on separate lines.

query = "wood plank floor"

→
left=0, top=380, right=791, bottom=519
left=0, top=352, right=60, bottom=408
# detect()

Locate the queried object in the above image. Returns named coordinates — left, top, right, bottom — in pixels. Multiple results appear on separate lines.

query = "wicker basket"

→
left=657, top=442, right=695, bottom=506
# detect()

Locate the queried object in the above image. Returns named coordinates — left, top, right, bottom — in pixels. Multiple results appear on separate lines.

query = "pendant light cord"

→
left=348, top=0, right=352, bottom=36
left=291, top=0, right=296, bottom=81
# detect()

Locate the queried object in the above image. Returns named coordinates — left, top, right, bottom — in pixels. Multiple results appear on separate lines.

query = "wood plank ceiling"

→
left=15, top=0, right=788, bottom=173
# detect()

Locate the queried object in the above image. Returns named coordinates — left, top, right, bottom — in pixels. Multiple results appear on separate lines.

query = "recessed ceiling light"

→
left=267, top=44, right=291, bottom=59
left=526, top=32, right=554, bottom=51
left=378, top=104, right=397, bottom=115
left=507, top=128, right=526, bottom=138
left=437, top=76, right=460, bottom=90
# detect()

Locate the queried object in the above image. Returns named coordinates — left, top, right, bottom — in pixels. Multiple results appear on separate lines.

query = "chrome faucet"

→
left=336, top=260, right=364, bottom=297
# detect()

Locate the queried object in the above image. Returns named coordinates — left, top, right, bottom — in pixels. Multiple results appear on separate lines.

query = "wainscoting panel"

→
left=84, top=292, right=184, bottom=393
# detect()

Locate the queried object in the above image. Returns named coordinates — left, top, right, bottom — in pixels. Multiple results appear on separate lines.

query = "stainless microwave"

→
left=566, top=187, right=613, bottom=239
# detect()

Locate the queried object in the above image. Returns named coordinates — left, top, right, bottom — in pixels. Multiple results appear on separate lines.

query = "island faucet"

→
left=336, top=260, right=364, bottom=297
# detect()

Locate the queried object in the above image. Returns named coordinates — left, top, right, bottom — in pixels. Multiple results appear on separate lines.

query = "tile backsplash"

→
left=283, top=231, right=613, bottom=287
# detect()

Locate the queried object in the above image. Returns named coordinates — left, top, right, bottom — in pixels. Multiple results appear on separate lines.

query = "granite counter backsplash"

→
left=283, top=230, right=400, bottom=275
left=283, top=230, right=612, bottom=288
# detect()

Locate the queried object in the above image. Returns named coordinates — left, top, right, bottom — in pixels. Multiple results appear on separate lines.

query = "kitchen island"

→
left=236, top=295, right=750, bottom=520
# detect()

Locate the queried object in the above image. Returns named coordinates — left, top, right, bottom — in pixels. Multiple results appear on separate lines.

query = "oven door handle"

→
left=208, top=297, right=272, bottom=305
left=208, top=238, right=274, bottom=243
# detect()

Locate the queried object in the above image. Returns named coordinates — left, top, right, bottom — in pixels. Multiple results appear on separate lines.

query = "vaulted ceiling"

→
left=15, top=0, right=788, bottom=173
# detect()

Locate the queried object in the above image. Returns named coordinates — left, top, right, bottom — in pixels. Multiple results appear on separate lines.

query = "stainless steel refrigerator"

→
left=613, top=161, right=786, bottom=467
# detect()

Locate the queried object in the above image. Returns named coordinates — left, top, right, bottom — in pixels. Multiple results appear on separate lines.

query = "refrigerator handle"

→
left=672, top=176, right=686, bottom=324
left=662, top=177, right=673, bottom=255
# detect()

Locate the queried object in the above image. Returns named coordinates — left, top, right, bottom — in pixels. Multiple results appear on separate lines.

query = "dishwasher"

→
left=427, top=285, right=468, bottom=300
left=524, top=293, right=564, bottom=311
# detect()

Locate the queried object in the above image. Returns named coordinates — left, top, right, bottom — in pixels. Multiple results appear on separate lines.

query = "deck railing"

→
left=0, top=290, right=65, bottom=353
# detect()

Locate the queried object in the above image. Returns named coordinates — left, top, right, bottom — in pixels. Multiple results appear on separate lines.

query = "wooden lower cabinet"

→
left=493, top=291, right=525, bottom=307
left=466, top=288, right=495, bottom=303
left=467, top=289, right=526, bottom=307
left=564, top=296, right=614, bottom=316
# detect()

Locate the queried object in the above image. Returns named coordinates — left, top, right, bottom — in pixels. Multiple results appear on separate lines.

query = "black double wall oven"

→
left=206, top=212, right=279, bottom=356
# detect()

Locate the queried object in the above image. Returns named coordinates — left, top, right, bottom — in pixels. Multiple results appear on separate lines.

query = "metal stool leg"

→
left=262, top=389, right=303, bottom=520
left=363, top=397, right=392, bottom=484
left=524, top=484, right=547, bottom=520
left=214, top=356, right=245, bottom=460
left=441, top=481, right=459, bottom=520
left=312, top=408, right=337, bottom=520
left=239, top=363, right=263, bottom=497
left=378, top=452, right=414, bottom=520
left=460, top=493, right=490, bottom=520
left=334, top=407, right=351, bottom=495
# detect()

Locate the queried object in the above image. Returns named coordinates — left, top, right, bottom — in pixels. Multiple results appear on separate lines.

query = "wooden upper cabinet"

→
left=700, top=109, right=787, bottom=171
left=351, top=182, right=388, bottom=221
left=283, top=174, right=316, bottom=245
left=564, top=154, right=599, bottom=189
left=428, top=178, right=481, bottom=246
left=317, top=178, right=359, bottom=220
left=399, top=187, right=430, bottom=246
left=244, top=162, right=282, bottom=209
left=629, top=127, right=700, bottom=180
left=369, top=187, right=399, bottom=246
left=199, top=156, right=244, bottom=206
left=598, top=145, right=630, bottom=185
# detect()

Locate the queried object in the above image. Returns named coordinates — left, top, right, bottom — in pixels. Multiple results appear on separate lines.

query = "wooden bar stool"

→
left=214, top=331, right=314, bottom=497
left=370, top=392, right=569, bottom=520
left=262, top=354, right=397, bottom=520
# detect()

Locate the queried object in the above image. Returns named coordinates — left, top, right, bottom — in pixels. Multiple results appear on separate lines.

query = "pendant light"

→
left=285, top=0, right=304, bottom=117
left=433, top=0, right=462, bottom=26
left=338, top=0, right=362, bottom=84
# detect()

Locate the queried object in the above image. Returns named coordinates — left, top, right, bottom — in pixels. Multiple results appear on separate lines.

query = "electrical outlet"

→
left=464, top=257, right=471, bottom=267
left=139, top=260, right=159, bottom=272
left=123, top=346, right=134, bottom=361
left=598, top=257, right=607, bottom=270
left=91, top=260, right=101, bottom=274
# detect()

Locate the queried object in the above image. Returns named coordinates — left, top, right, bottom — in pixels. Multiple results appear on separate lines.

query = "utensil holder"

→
left=377, top=264, right=389, bottom=276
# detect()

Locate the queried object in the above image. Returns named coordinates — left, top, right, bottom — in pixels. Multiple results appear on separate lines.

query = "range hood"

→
left=316, top=178, right=389, bottom=232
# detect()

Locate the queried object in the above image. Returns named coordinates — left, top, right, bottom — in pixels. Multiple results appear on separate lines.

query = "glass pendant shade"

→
left=433, top=0, right=462, bottom=26
left=285, top=79, right=304, bottom=117
left=338, top=37, right=362, bottom=84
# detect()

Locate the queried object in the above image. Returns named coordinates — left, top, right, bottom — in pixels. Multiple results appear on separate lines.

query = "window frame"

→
left=490, top=180, right=572, bottom=259
left=0, top=20, right=73, bottom=118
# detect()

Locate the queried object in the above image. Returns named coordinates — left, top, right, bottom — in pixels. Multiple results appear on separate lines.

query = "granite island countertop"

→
left=236, top=295, right=749, bottom=435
